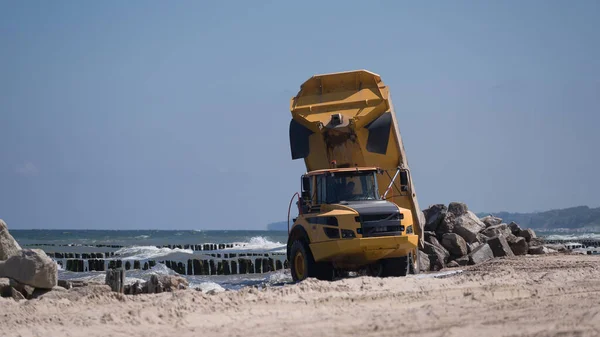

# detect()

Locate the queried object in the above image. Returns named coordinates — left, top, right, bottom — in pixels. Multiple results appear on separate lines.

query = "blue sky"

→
left=1, top=1, right=599, bottom=229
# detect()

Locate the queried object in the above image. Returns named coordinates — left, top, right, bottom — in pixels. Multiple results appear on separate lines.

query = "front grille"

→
left=362, top=225, right=404, bottom=237
left=357, top=212, right=404, bottom=238
left=356, top=212, right=403, bottom=223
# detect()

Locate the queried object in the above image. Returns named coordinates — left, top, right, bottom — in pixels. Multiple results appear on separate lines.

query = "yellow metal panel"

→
left=310, top=235, right=419, bottom=264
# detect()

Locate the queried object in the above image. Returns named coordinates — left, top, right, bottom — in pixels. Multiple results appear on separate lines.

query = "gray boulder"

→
left=418, top=250, right=430, bottom=272
left=467, top=242, right=481, bottom=253
left=0, top=249, right=57, bottom=289
left=435, top=212, right=455, bottom=238
left=454, top=256, right=470, bottom=266
left=486, top=236, right=515, bottom=257
left=9, top=278, right=35, bottom=299
left=441, top=233, right=468, bottom=257
left=0, top=277, right=9, bottom=295
left=528, top=245, right=545, bottom=255
left=454, top=211, right=486, bottom=243
left=424, top=231, right=438, bottom=245
left=448, top=202, right=469, bottom=217
left=423, top=242, right=449, bottom=271
left=468, top=243, right=494, bottom=265
left=518, top=229, right=537, bottom=242
left=146, top=274, right=188, bottom=294
left=423, top=204, right=447, bottom=232
left=480, top=216, right=503, bottom=228
left=0, top=219, right=21, bottom=261
left=446, top=260, right=460, bottom=268
left=506, top=235, right=528, bottom=255
left=481, top=223, right=513, bottom=239
left=508, top=221, right=522, bottom=235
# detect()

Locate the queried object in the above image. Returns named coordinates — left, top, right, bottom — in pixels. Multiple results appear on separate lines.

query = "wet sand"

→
left=2, top=254, right=600, bottom=337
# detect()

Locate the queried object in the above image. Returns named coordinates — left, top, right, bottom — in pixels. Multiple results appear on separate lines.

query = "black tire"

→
left=366, top=261, right=384, bottom=277
left=381, top=255, right=410, bottom=277
left=290, top=240, right=313, bottom=282
left=314, top=261, right=334, bottom=281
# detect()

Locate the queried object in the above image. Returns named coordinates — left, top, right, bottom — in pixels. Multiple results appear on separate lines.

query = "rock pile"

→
left=420, top=202, right=547, bottom=271
left=0, top=219, right=60, bottom=301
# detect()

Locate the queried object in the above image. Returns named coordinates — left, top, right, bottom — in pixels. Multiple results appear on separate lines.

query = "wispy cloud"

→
left=15, top=162, right=39, bottom=177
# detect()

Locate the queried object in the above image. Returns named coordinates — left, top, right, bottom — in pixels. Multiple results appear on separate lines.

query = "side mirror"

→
left=400, top=170, right=409, bottom=191
left=302, top=176, right=311, bottom=192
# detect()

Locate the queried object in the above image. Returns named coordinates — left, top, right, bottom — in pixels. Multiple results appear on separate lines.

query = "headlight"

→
left=341, top=229, right=356, bottom=239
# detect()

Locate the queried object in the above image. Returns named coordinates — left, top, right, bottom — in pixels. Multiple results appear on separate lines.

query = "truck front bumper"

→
left=309, top=234, right=419, bottom=267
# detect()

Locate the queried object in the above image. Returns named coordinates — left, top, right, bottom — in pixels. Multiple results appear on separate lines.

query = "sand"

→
left=2, top=254, right=600, bottom=337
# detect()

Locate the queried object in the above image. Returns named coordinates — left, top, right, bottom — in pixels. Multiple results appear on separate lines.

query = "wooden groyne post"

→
left=105, top=268, right=125, bottom=293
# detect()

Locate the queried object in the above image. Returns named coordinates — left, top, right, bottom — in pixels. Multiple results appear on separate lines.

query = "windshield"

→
left=320, top=171, right=379, bottom=203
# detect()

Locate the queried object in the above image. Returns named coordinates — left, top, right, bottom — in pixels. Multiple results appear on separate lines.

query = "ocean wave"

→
left=544, top=233, right=600, bottom=241
left=134, top=235, right=150, bottom=240
left=114, top=246, right=194, bottom=260
left=227, top=236, right=285, bottom=251
left=194, top=281, right=225, bottom=293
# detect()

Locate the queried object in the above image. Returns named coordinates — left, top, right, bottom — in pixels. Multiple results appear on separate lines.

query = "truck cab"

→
left=287, top=166, right=419, bottom=281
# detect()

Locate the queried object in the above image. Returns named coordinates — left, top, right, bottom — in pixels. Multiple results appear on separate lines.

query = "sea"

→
left=11, top=230, right=291, bottom=292
left=10, top=229, right=600, bottom=292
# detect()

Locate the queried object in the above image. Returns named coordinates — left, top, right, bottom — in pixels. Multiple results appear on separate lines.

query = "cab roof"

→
left=304, top=167, right=379, bottom=177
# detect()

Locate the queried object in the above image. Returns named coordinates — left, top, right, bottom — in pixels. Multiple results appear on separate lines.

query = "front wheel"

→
left=290, top=240, right=312, bottom=282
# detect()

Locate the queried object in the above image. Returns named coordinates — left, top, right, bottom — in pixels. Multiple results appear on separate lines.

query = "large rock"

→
left=422, top=242, right=449, bottom=271
left=0, top=249, right=57, bottom=289
left=446, top=260, right=460, bottom=268
left=518, top=229, right=537, bottom=242
left=146, top=274, right=188, bottom=294
left=448, top=202, right=469, bottom=217
left=9, top=279, right=35, bottom=299
left=0, top=277, right=10, bottom=296
left=481, top=224, right=513, bottom=239
left=480, top=216, right=502, bottom=228
left=423, top=204, right=447, bottom=232
left=528, top=245, right=545, bottom=255
left=441, top=233, right=468, bottom=257
left=418, top=250, right=430, bottom=272
left=454, top=256, right=470, bottom=266
left=506, top=235, right=528, bottom=255
left=486, top=236, right=515, bottom=257
left=454, top=211, right=486, bottom=243
left=468, top=243, right=494, bottom=265
left=424, top=231, right=438, bottom=245
left=508, top=221, right=522, bottom=235
left=436, top=212, right=455, bottom=238
left=0, top=220, right=21, bottom=261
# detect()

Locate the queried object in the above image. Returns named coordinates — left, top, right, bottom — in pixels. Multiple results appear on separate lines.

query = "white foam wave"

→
left=544, top=233, right=600, bottom=241
left=134, top=235, right=150, bottom=239
left=267, top=269, right=292, bottom=284
left=194, top=281, right=225, bottom=293
left=114, top=246, right=194, bottom=260
left=227, top=236, right=285, bottom=251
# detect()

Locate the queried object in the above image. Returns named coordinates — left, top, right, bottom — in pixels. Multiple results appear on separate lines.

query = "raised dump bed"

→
left=288, top=70, right=425, bottom=244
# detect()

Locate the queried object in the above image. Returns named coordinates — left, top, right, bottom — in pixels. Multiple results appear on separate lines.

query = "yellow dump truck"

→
left=286, top=69, right=426, bottom=281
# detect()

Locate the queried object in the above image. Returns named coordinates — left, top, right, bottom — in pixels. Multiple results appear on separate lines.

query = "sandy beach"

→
left=1, top=254, right=599, bottom=337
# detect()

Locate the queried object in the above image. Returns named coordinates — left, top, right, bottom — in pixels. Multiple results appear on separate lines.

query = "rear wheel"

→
left=366, top=261, right=384, bottom=277
left=381, top=255, right=410, bottom=277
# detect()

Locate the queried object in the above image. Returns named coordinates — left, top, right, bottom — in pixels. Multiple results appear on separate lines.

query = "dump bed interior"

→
left=288, top=69, right=425, bottom=243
